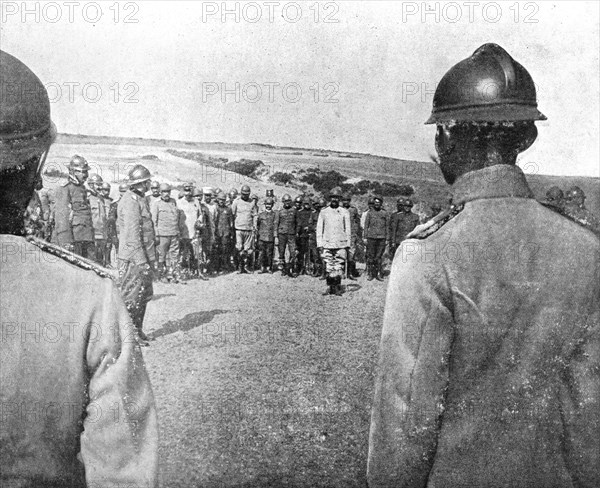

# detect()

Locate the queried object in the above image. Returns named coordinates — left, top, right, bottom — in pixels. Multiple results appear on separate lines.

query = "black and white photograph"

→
left=1, top=1, right=599, bottom=487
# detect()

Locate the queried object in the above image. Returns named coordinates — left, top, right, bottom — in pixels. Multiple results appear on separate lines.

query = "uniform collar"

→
left=451, top=164, right=534, bottom=205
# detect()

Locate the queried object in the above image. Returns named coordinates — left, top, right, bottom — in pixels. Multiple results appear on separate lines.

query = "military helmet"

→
left=216, top=194, right=226, bottom=201
left=127, top=164, right=152, bottom=185
left=150, top=180, right=160, bottom=189
left=282, top=194, right=292, bottom=202
left=0, top=50, right=56, bottom=170
left=251, top=194, right=259, bottom=201
left=192, top=187, right=203, bottom=197
left=159, top=183, right=172, bottom=192
left=318, top=198, right=327, bottom=207
left=182, top=182, right=194, bottom=190
left=544, top=186, right=564, bottom=202
left=69, top=155, right=90, bottom=171
left=265, top=197, right=275, bottom=205
left=302, top=196, right=312, bottom=204
left=229, top=188, right=239, bottom=196
left=203, top=186, right=213, bottom=195
left=397, top=196, right=413, bottom=207
left=266, top=189, right=274, bottom=197
left=342, top=193, right=351, bottom=201
left=426, top=43, right=546, bottom=124
left=118, top=182, right=128, bottom=192
left=100, top=182, right=111, bottom=191
left=329, top=187, right=343, bottom=198
left=566, top=186, right=585, bottom=198
left=294, top=195, right=303, bottom=203
left=240, top=185, right=251, bottom=195
left=372, top=195, right=383, bottom=203
left=88, top=173, right=103, bottom=185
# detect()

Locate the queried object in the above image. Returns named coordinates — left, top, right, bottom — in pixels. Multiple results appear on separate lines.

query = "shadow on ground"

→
left=150, top=309, right=228, bottom=339
left=151, top=293, right=176, bottom=302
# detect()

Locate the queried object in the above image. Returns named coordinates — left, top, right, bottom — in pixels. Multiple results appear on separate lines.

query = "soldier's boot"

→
left=239, top=253, right=249, bottom=274
left=376, top=261, right=384, bottom=282
left=367, top=262, right=374, bottom=281
left=157, top=262, right=168, bottom=283
left=334, top=276, right=343, bottom=296
left=322, top=276, right=334, bottom=296
left=346, top=261, right=357, bottom=281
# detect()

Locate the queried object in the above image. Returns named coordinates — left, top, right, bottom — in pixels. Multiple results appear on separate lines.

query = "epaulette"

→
left=540, top=202, right=600, bottom=236
left=406, top=203, right=465, bottom=240
left=26, top=236, right=116, bottom=280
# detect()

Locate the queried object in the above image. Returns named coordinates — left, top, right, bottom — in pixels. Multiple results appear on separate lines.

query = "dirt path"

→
left=143, top=271, right=387, bottom=487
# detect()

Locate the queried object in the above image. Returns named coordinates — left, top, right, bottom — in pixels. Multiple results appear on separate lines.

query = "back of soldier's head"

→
left=0, top=51, right=56, bottom=235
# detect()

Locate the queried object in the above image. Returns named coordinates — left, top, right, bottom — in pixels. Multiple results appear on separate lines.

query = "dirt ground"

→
left=143, top=269, right=387, bottom=488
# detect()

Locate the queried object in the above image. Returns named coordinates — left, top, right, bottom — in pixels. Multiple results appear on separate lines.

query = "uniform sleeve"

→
left=367, top=241, right=454, bottom=488
left=81, top=280, right=158, bottom=488
left=344, top=209, right=351, bottom=245
left=316, top=212, right=324, bottom=248
left=54, top=185, right=74, bottom=245
left=274, top=211, right=280, bottom=235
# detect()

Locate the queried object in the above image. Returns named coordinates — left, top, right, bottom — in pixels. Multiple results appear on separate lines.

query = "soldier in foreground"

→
left=316, top=187, right=351, bottom=296
left=0, top=49, right=158, bottom=488
left=53, top=154, right=95, bottom=258
left=275, top=193, right=298, bottom=277
left=367, top=43, right=599, bottom=487
left=117, top=164, right=157, bottom=346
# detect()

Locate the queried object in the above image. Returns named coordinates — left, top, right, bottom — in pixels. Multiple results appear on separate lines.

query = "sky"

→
left=1, top=1, right=599, bottom=177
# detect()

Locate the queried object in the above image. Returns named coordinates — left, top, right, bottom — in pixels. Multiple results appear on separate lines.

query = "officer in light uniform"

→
left=53, top=154, right=95, bottom=258
left=231, top=184, right=258, bottom=273
left=117, top=164, right=157, bottom=346
left=368, top=43, right=600, bottom=488
left=152, top=183, right=181, bottom=282
left=0, top=49, right=158, bottom=488
left=316, top=187, right=351, bottom=296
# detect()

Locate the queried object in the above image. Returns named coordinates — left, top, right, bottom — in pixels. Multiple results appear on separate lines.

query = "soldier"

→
left=213, top=193, right=235, bottom=273
left=341, top=193, right=361, bottom=280
left=294, top=194, right=303, bottom=211
left=117, top=164, right=157, bottom=346
left=53, top=154, right=95, bottom=258
left=0, top=48, right=157, bottom=488
left=296, top=196, right=313, bottom=275
left=316, top=187, right=351, bottom=296
left=388, top=196, right=419, bottom=258
left=275, top=193, right=298, bottom=277
left=360, top=196, right=375, bottom=232
left=107, top=181, right=127, bottom=262
left=177, top=184, right=203, bottom=279
left=152, top=183, right=181, bottom=282
left=256, top=196, right=277, bottom=273
left=368, top=43, right=600, bottom=488
left=231, top=184, right=257, bottom=273
left=227, top=187, right=239, bottom=206
left=146, top=180, right=161, bottom=209
left=99, top=181, right=115, bottom=265
left=308, top=196, right=325, bottom=277
left=363, top=195, right=390, bottom=281
left=87, top=173, right=109, bottom=266
left=564, top=185, right=600, bottom=235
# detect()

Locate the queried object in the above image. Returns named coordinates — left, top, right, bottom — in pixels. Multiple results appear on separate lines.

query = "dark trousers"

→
left=117, top=260, right=154, bottom=331
left=214, top=235, right=233, bottom=272
left=366, top=238, right=386, bottom=266
left=259, top=240, right=275, bottom=269
left=94, top=239, right=108, bottom=267
left=73, top=240, right=95, bottom=260
left=278, top=233, right=296, bottom=263
left=296, top=236, right=309, bottom=271
left=180, top=238, right=197, bottom=272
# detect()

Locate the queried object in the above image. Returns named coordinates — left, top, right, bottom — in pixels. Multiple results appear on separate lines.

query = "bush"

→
left=269, top=172, right=295, bottom=185
left=224, top=159, right=264, bottom=178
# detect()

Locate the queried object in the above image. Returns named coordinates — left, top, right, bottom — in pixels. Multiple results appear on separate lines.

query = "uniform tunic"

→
left=88, top=191, right=107, bottom=240
left=389, top=210, right=420, bottom=249
left=53, top=178, right=94, bottom=245
left=367, top=165, right=600, bottom=488
left=0, top=234, right=158, bottom=487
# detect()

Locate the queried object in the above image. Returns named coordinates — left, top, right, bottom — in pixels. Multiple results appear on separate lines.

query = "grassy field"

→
left=46, top=134, right=598, bottom=487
